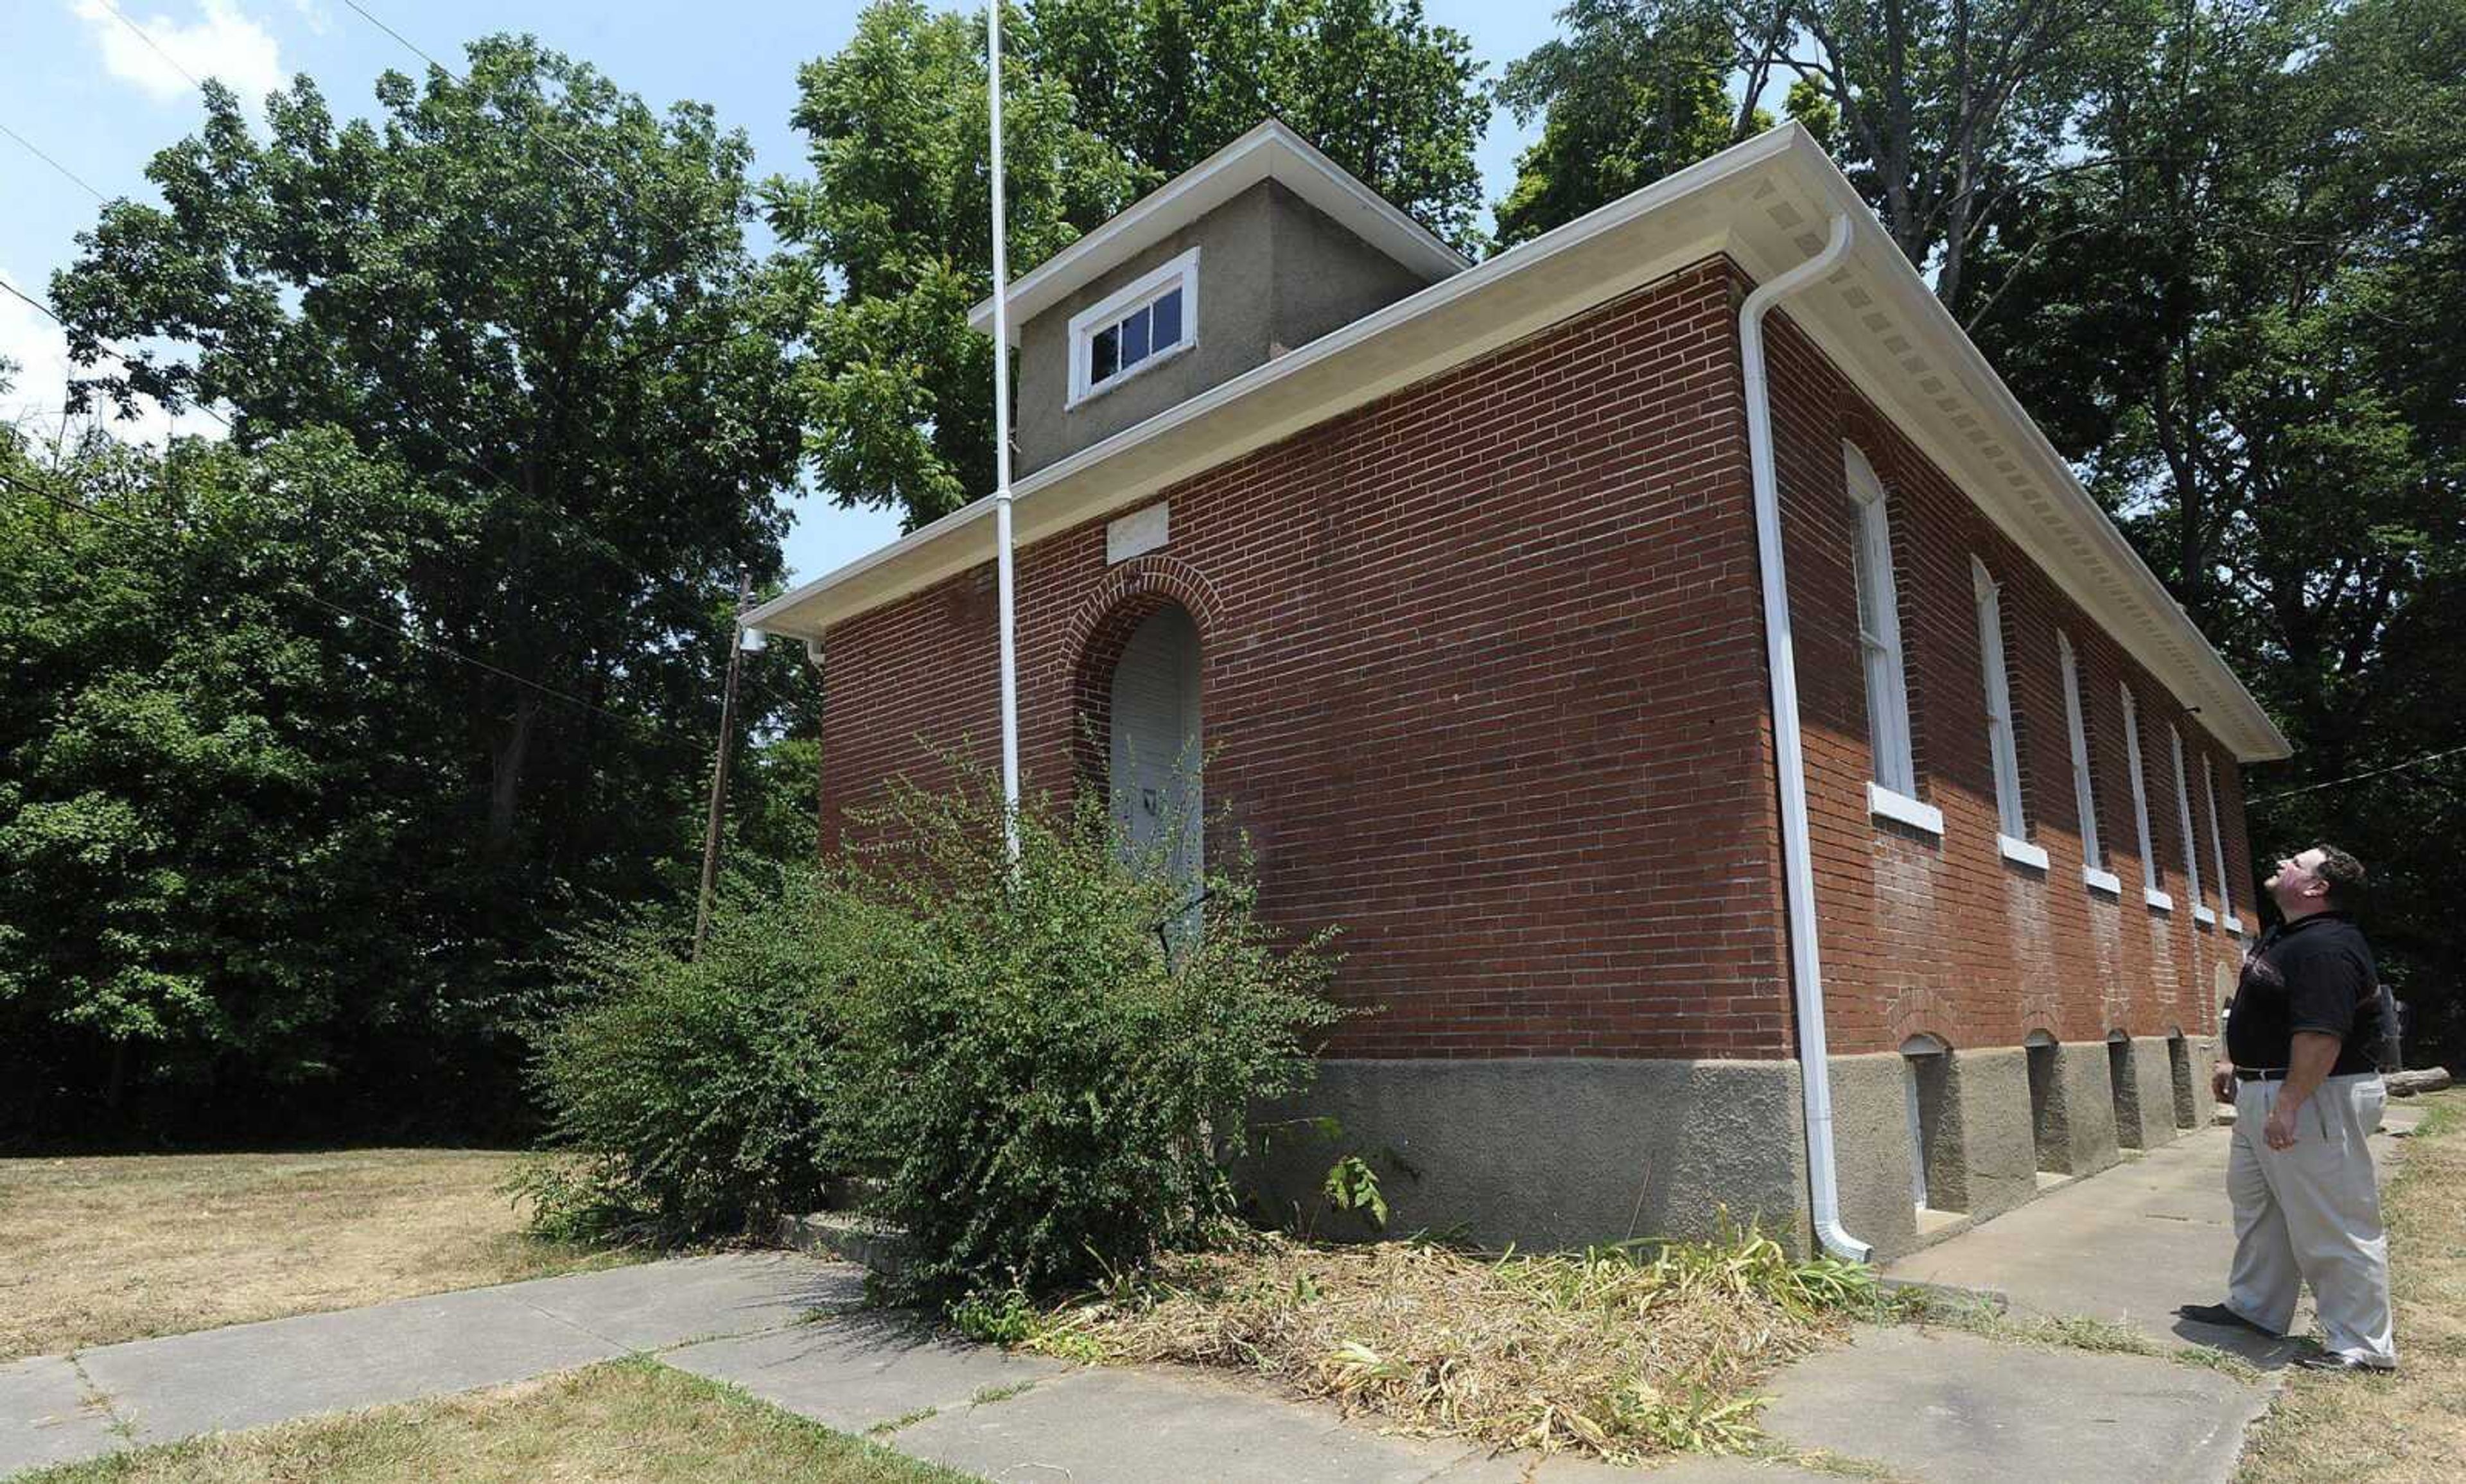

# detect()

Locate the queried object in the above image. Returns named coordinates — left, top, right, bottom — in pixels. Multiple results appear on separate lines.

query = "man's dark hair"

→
left=2314, top=844, right=2368, bottom=912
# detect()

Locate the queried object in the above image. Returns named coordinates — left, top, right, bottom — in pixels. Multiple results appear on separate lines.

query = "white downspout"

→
left=1740, top=212, right=1870, bottom=1262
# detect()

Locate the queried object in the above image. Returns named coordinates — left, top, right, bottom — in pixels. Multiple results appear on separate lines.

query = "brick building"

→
left=746, top=121, right=2288, bottom=1261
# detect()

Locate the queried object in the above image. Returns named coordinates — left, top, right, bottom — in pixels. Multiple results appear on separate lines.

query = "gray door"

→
left=1108, top=605, right=1201, bottom=886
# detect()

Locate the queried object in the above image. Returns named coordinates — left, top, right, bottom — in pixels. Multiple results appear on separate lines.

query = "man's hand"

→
left=2212, top=1060, right=2235, bottom=1103
left=2264, top=1099, right=2301, bottom=1150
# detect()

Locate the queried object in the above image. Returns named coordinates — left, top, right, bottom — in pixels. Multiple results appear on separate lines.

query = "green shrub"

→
left=512, top=866, right=852, bottom=1244
left=830, top=776, right=1341, bottom=1304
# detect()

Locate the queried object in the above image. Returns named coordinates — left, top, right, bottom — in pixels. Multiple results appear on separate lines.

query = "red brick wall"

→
left=818, top=259, right=1797, bottom=1060
left=813, top=250, right=2262, bottom=1066
left=1758, top=299, right=2255, bottom=1057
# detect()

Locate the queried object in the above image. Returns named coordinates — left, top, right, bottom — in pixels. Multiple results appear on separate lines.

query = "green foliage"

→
left=515, top=866, right=852, bottom=1244
left=1491, top=3, right=1739, bottom=249
left=1494, top=0, right=2144, bottom=304
left=767, top=0, right=1488, bottom=532
left=826, top=774, right=1342, bottom=1302
left=1964, top=0, right=2466, bottom=1067
left=19, top=36, right=813, bottom=1141
left=1320, top=1154, right=1388, bottom=1230
left=0, top=434, right=444, bottom=1131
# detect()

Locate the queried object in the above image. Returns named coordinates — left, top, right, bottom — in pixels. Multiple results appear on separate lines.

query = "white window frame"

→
left=2056, top=633, right=2118, bottom=894
left=1067, top=247, right=1199, bottom=407
left=2121, top=685, right=2170, bottom=911
left=1848, top=444, right=1921, bottom=820
left=1972, top=559, right=2031, bottom=857
left=2203, top=753, right=2240, bottom=932
left=2169, top=724, right=2213, bottom=925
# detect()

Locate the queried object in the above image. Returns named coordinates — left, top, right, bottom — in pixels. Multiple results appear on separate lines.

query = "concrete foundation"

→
left=2108, top=1036, right=2182, bottom=1149
left=2027, top=1041, right=2123, bottom=1177
left=1943, top=1047, right=2042, bottom=1221
left=1247, top=1038, right=2208, bottom=1265
left=1242, top=1058, right=1809, bottom=1252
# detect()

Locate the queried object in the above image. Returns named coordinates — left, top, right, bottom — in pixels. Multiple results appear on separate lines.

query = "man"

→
left=2180, top=845, right=2396, bottom=1371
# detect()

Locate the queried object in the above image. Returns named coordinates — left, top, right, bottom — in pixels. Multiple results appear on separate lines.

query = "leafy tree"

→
left=1492, top=0, right=2147, bottom=308
left=1035, top=0, right=1489, bottom=248
left=1966, top=0, right=2466, bottom=1067
left=1492, top=5, right=1749, bottom=249
left=768, top=0, right=1488, bottom=532
left=0, top=434, right=436, bottom=1132
left=765, top=1, right=1144, bottom=529
left=43, top=37, right=805, bottom=1096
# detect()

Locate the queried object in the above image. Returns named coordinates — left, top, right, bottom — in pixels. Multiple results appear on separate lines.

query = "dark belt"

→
left=2235, top=1067, right=2289, bottom=1082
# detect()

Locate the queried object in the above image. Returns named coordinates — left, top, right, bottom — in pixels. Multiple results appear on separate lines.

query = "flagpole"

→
left=988, top=0, right=1021, bottom=861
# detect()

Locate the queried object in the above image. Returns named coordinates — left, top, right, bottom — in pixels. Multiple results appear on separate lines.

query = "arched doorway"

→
left=1106, top=603, right=1202, bottom=887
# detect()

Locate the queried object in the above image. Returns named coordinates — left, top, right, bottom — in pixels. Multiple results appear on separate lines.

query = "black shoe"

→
left=2176, top=1302, right=2280, bottom=1338
left=2292, top=1352, right=2396, bottom=1374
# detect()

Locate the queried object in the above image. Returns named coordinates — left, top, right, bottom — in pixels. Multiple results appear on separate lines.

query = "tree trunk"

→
left=487, top=690, right=541, bottom=857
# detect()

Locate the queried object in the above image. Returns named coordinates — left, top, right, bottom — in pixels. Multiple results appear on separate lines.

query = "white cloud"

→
left=70, top=0, right=284, bottom=107
left=288, top=0, right=332, bottom=36
left=1, top=268, right=204, bottom=453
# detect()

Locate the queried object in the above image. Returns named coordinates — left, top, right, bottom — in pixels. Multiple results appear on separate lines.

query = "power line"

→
left=2248, top=742, right=2466, bottom=807
left=0, top=276, right=237, bottom=435
left=0, top=120, right=108, bottom=203
left=91, top=0, right=205, bottom=92
left=0, top=463, right=693, bottom=745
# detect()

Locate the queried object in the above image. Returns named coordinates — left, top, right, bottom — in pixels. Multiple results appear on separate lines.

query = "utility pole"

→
left=693, top=569, right=754, bottom=959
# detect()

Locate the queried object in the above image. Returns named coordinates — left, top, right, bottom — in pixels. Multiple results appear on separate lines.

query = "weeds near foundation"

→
left=1901, top=1295, right=2264, bottom=1383
left=992, top=1221, right=1876, bottom=1465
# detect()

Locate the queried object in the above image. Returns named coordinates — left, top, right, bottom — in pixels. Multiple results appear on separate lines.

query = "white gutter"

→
left=1741, top=211, right=1871, bottom=1263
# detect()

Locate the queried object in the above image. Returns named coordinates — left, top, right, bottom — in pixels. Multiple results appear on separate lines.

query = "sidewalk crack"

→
left=67, top=1352, right=139, bottom=1447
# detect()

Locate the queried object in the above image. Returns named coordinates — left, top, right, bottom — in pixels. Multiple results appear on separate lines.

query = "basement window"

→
left=2025, top=1032, right=2065, bottom=1178
left=1069, top=248, right=1198, bottom=406
left=1902, top=1034, right=1958, bottom=1214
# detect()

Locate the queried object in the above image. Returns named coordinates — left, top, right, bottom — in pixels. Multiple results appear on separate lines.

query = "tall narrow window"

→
left=2169, top=724, right=2210, bottom=925
left=1972, top=559, right=2029, bottom=849
left=2202, top=753, right=2237, bottom=930
left=2121, top=685, right=2169, bottom=911
left=2059, top=633, right=2115, bottom=893
left=1848, top=445, right=1916, bottom=801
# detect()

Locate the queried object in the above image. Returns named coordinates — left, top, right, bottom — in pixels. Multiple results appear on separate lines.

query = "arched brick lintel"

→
left=1057, top=555, right=1225, bottom=791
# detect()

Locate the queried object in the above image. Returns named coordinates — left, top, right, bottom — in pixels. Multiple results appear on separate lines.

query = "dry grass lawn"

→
left=0, top=1148, right=634, bottom=1360
left=2237, top=1088, right=2466, bottom=1482
left=15, top=1357, right=978, bottom=1484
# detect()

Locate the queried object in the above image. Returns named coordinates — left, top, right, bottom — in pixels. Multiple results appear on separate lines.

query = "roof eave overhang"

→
left=751, top=123, right=2291, bottom=765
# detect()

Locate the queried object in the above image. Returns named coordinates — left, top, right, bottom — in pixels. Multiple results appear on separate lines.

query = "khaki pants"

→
left=2226, top=1072, right=2397, bottom=1366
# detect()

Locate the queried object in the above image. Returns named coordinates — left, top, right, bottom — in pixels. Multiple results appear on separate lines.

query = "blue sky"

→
left=0, top=0, right=1558, bottom=583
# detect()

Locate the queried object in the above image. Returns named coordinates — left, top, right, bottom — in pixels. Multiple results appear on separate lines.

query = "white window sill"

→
left=2223, top=912, right=2244, bottom=934
left=1066, top=335, right=1196, bottom=410
left=1869, top=783, right=1945, bottom=837
left=1997, top=834, right=2050, bottom=871
left=2193, top=903, right=2217, bottom=927
left=2144, top=887, right=2174, bottom=913
left=2083, top=866, right=2123, bottom=896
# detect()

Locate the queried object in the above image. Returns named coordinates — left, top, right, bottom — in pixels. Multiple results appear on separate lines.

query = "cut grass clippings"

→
left=2234, top=1088, right=2466, bottom=1483
left=13, top=1356, right=978, bottom=1484
left=1009, top=1223, right=1878, bottom=1465
left=0, top=1149, right=637, bottom=1360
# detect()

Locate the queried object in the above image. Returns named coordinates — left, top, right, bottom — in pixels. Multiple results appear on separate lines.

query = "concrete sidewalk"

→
left=1, top=1254, right=855, bottom=1476
left=3, top=1104, right=2424, bottom=1481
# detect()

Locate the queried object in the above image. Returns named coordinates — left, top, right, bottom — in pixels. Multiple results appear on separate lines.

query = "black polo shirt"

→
left=2226, top=912, right=2383, bottom=1076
